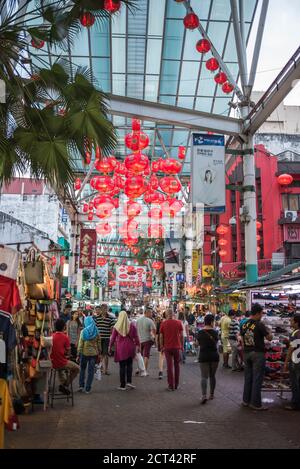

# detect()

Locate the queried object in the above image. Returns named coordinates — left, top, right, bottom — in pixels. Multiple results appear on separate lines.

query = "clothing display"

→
left=0, top=246, right=20, bottom=280
left=0, top=276, right=22, bottom=314
left=0, top=378, right=15, bottom=449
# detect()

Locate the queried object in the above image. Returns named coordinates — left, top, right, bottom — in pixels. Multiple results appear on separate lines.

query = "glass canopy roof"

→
left=27, top=0, right=258, bottom=179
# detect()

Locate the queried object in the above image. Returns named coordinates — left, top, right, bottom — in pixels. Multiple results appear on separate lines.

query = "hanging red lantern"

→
left=214, top=72, right=227, bottom=85
left=85, top=152, right=91, bottom=165
left=93, top=195, right=115, bottom=211
left=159, top=176, right=181, bottom=194
left=96, top=205, right=113, bottom=219
left=97, top=257, right=107, bottom=267
left=124, top=201, right=142, bottom=218
left=144, top=190, right=165, bottom=204
left=256, top=235, right=261, bottom=241
left=149, top=175, right=159, bottom=190
left=206, top=58, right=220, bottom=72
left=80, top=12, right=95, bottom=27
left=31, top=38, right=45, bottom=49
left=114, top=175, right=126, bottom=189
left=123, top=238, right=139, bottom=246
left=108, top=280, right=116, bottom=287
left=152, top=260, right=164, bottom=270
left=132, top=119, right=141, bottom=132
left=95, top=157, right=116, bottom=173
left=161, top=158, right=182, bottom=175
left=90, top=175, right=115, bottom=193
left=178, top=146, right=186, bottom=160
left=74, top=178, right=81, bottom=191
left=125, top=175, right=147, bottom=199
left=89, top=201, right=94, bottom=211
left=83, top=203, right=89, bottom=213
left=219, top=249, right=227, bottom=257
left=216, top=225, right=229, bottom=235
left=88, top=212, right=94, bottom=221
left=124, top=152, right=149, bottom=174
left=60, top=256, right=65, bottom=266
left=183, top=12, right=199, bottom=30
left=257, top=246, right=261, bottom=253
left=218, top=238, right=228, bottom=247
left=104, top=0, right=121, bottom=13
left=196, top=39, right=211, bottom=54
left=51, top=256, right=57, bottom=267
left=124, top=132, right=149, bottom=152
left=256, top=221, right=262, bottom=230
left=131, top=247, right=140, bottom=255
left=222, top=82, right=234, bottom=94
left=277, top=174, right=293, bottom=186
left=96, top=223, right=112, bottom=236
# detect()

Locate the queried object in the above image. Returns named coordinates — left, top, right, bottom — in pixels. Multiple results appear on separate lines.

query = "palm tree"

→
left=0, top=0, right=136, bottom=190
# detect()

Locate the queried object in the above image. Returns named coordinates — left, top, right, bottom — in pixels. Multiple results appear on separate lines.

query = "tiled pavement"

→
left=6, top=351, right=300, bottom=449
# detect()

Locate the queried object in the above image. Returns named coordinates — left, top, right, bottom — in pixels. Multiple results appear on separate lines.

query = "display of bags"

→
left=24, top=261, right=44, bottom=285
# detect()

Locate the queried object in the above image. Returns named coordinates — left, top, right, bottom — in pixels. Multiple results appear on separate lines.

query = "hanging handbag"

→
left=24, top=250, right=44, bottom=285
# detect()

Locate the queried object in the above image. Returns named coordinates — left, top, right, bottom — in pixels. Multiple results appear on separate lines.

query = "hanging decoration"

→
left=74, top=178, right=81, bottom=191
left=216, top=225, right=229, bottom=235
left=97, top=257, right=107, bottom=267
left=196, top=39, right=211, bottom=54
left=277, top=174, right=293, bottom=186
left=222, top=82, right=234, bottom=94
left=31, top=38, right=45, bottom=49
left=183, top=12, right=200, bottom=30
left=159, top=176, right=181, bottom=194
left=152, top=260, right=164, bottom=270
left=206, top=58, right=219, bottom=72
left=178, top=146, right=186, bottom=160
left=214, top=72, right=227, bottom=85
left=104, top=0, right=121, bottom=13
left=80, top=12, right=95, bottom=27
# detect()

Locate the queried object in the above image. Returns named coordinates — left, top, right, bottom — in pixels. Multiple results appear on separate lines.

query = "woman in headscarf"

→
left=108, top=310, right=140, bottom=391
left=76, top=316, right=101, bottom=394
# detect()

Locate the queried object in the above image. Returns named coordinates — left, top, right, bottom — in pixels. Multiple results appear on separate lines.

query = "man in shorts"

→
left=136, top=307, right=156, bottom=376
left=94, top=305, right=114, bottom=375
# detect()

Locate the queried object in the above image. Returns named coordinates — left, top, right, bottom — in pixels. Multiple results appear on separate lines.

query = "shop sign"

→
left=192, top=250, right=199, bottom=277
left=202, top=264, right=214, bottom=278
left=79, top=229, right=97, bottom=269
left=191, top=134, right=225, bottom=213
left=284, top=225, right=300, bottom=242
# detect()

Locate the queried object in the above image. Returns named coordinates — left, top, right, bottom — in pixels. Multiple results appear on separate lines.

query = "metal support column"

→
left=172, top=274, right=177, bottom=301
left=185, top=210, right=193, bottom=288
left=241, top=105, right=258, bottom=283
left=90, top=270, right=96, bottom=301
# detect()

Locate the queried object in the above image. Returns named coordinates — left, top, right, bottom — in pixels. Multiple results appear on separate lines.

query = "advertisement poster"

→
left=79, top=229, right=97, bottom=269
left=192, top=133, right=225, bottom=213
left=192, top=250, right=200, bottom=277
left=164, top=238, right=182, bottom=273
left=116, top=266, right=146, bottom=284
left=202, top=265, right=215, bottom=278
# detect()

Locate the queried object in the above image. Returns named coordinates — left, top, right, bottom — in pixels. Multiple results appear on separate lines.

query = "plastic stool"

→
left=48, top=368, right=74, bottom=408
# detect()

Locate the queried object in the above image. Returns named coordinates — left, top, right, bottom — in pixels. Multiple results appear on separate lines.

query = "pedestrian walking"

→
left=240, top=303, right=272, bottom=410
left=94, top=304, right=115, bottom=375
left=77, top=316, right=101, bottom=394
left=220, top=311, right=232, bottom=368
left=178, top=312, right=189, bottom=364
left=156, top=312, right=166, bottom=379
left=136, top=307, right=156, bottom=376
left=66, top=311, right=81, bottom=362
left=159, top=308, right=184, bottom=391
left=197, top=314, right=219, bottom=404
left=109, top=310, right=140, bottom=391
left=283, top=314, right=300, bottom=411
left=228, top=310, right=243, bottom=371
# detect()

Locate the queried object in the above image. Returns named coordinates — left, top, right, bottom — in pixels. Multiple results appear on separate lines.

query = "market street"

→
left=6, top=351, right=300, bottom=450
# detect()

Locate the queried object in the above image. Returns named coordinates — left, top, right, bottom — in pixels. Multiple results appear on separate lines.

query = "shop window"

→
left=289, top=194, right=300, bottom=211
left=282, top=194, right=288, bottom=211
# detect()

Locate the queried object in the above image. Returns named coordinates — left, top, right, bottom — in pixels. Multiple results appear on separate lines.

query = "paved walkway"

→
left=6, top=351, right=300, bottom=449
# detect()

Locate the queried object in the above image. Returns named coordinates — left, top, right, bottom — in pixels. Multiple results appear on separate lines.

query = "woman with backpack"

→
left=197, top=314, right=219, bottom=404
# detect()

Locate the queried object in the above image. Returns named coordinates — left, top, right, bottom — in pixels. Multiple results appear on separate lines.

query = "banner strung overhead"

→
left=191, top=134, right=225, bottom=213
left=79, top=229, right=97, bottom=269
left=116, top=266, right=147, bottom=283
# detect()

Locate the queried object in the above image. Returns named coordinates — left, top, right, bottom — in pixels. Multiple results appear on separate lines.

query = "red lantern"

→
left=206, top=58, right=219, bottom=72
left=178, top=146, right=186, bottom=160
left=131, top=247, right=140, bottom=255
left=31, top=38, right=45, bottom=49
left=60, top=256, right=65, bottom=266
left=88, top=212, right=94, bottom=221
left=96, top=223, right=112, bottom=236
left=257, top=246, right=261, bottom=253
left=95, top=157, right=116, bottom=173
left=159, top=176, right=181, bottom=194
left=214, top=72, right=227, bottom=85
left=161, top=158, right=182, bottom=175
left=85, top=152, right=91, bottom=165
left=125, top=175, right=147, bottom=199
left=104, top=0, right=121, bottom=13
left=196, top=39, right=211, bottom=54
left=277, top=174, right=293, bottom=186
left=144, top=190, right=165, bottom=204
left=149, top=175, right=159, bottom=190
left=109, top=280, right=116, bottom=287
left=132, top=119, right=141, bottom=131
left=256, top=235, right=261, bottom=241
left=183, top=12, right=199, bottom=30
left=219, top=249, right=227, bottom=257
left=93, top=195, right=115, bottom=211
left=124, top=132, right=149, bottom=152
left=74, top=178, right=81, bottom=191
left=95, top=146, right=101, bottom=160
left=222, top=82, right=234, bottom=94
left=80, top=12, right=95, bottom=27
left=123, top=238, right=138, bottom=246
left=152, top=260, right=164, bottom=270
left=96, top=205, right=113, bottom=219
left=124, top=201, right=142, bottom=218
left=216, top=225, right=229, bottom=235
left=218, top=238, right=228, bottom=247
left=256, top=221, right=262, bottom=230
left=97, top=257, right=107, bottom=267
left=83, top=203, right=89, bottom=213
left=51, top=256, right=57, bottom=267
left=90, top=175, right=115, bottom=193
left=124, top=152, right=149, bottom=174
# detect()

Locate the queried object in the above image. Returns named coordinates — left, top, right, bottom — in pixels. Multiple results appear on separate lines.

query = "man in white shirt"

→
left=136, top=307, right=156, bottom=375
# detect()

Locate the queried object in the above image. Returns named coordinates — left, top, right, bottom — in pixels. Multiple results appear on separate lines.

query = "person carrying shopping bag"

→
left=108, top=311, right=140, bottom=391
left=77, top=316, right=101, bottom=394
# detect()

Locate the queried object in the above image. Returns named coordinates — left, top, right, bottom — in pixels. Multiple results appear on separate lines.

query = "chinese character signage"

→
left=191, top=134, right=225, bottom=213
left=202, top=265, right=214, bottom=278
left=284, top=225, right=300, bottom=242
left=79, top=229, right=97, bottom=269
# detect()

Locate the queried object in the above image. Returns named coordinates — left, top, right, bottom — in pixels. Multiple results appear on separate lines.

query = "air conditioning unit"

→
left=285, top=210, right=297, bottom=222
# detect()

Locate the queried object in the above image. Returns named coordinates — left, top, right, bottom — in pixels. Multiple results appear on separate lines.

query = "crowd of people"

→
left=48, top=302, right=300, bottom=412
